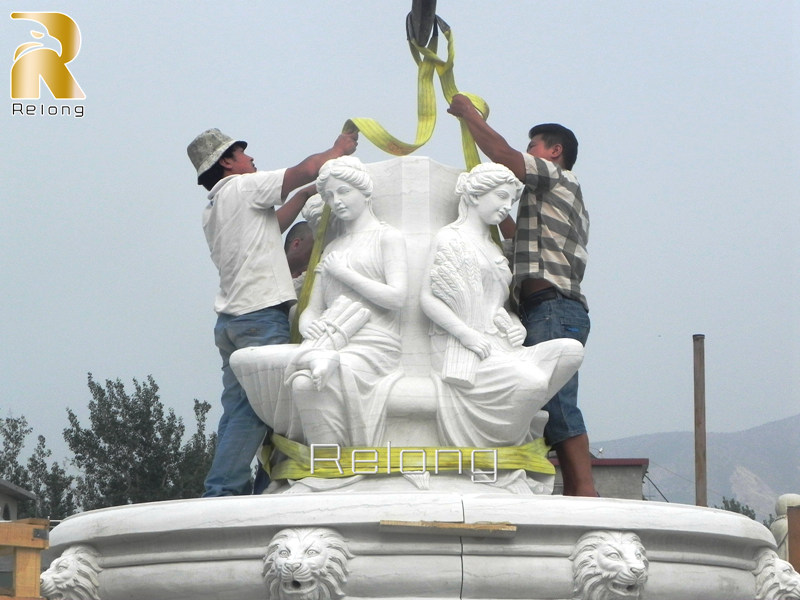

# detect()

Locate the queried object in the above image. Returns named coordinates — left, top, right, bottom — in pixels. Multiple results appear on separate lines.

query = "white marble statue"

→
left=569, top=531, right=649, bottom=600
left=752, top=547, right=800, bottom=600
left=262, top=527, right=354, bottom=600
left=420, top=162, right=584, bottom=448
left=40, top=544, right=102, bottom=600
left=46, top=157, right=786, bottom=600
left=301, top=192, right=325, bottom=233
left=770, top=492, right=800, bottom=561
left=289, top=156, right=407, bottom=445
left=232, top=156, right=408, bottom=448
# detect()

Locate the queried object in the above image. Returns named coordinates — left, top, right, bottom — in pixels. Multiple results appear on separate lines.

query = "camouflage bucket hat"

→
left=187, top=128, right=247, bottom=182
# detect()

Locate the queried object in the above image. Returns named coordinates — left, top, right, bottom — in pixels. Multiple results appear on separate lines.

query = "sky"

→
left=2, top=1, right=798, bottom=463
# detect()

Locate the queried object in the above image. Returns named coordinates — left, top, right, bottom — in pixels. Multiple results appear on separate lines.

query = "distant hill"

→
left=596, top=413, right=800, bottom=521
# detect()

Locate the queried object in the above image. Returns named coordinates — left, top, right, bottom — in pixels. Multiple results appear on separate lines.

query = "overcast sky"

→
left=2, top=2, right=798, bottom=462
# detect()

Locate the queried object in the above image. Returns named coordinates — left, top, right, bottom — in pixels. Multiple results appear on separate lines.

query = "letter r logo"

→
left=10, top=12, right=85, bottom=99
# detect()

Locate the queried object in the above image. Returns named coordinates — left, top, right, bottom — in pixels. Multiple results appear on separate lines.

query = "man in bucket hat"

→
left=187, top=127, right=357, bottom=497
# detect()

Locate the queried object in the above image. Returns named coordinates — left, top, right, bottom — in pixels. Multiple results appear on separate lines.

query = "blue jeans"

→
left=519, top=292, right=590, bottom=446
left=203, top=305, right=290, bottom=497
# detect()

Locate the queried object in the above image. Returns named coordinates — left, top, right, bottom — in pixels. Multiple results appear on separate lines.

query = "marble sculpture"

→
left=231, top=158, right=581, bottom=493
left=569, top=531, right=648, bottom=600
left=752, top=547, right=800, bottom=600
left=41, top=157, right=797, bottom=600
left=421, top=163, right=583, bottom=450
left=39, top=544, right=102, bottom=600
left=262, top=527, right=354, bottom=600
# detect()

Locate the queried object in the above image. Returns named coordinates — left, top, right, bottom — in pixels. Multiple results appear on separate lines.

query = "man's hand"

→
left=447, top=94, right=479, bottom=119
left=333, top=132, right=358, bottom=156
left=447, top=93, right=526, bottom=181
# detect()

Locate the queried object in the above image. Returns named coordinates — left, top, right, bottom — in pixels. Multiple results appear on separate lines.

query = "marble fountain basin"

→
left=45, top=490, right=775, bottom=600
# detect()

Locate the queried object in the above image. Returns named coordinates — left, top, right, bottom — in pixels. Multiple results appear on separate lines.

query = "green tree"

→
left=64, top=374, right=215, bottom=510
left=0, top=415, right=76, bottom=519
left=0, top=414, right=32, bottom=487
left=26, top=435, right=77, bottom=519
left=0, top=414, right=34, bottom=516
left=715, top=496, right=756, bottom=520
left=176, top=399, right=216, bottom=498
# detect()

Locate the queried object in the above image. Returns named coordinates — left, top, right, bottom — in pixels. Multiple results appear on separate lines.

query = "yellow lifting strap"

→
left=342, top=16, right=488, bottom=171
left=261, top=434, right=554, bottom=481
left=290, top=202, right=330, bottom=342
left=291, top=18, right=492, bottom=342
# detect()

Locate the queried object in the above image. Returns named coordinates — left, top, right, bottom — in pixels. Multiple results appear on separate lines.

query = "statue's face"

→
left=772, top=558, right=800, bottom=599
left=321, top=176, right=368, bottom=221
left=475, top=182, right=515, bottom=225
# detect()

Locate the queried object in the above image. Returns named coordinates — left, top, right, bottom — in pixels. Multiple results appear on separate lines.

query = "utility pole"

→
left=693, top=334, right=707, bottom=507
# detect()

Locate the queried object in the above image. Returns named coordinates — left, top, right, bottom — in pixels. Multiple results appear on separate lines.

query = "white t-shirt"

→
left=202, top=169, right=296, bottom=316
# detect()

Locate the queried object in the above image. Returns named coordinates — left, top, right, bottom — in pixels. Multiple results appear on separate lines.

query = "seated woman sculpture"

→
left=287, top=155, right=408, bottom=446
left=233, top=156, right=408, bottom=450
left=420, top=162, right=584, bottom=450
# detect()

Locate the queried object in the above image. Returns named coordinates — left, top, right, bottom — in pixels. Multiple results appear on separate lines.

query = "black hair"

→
left=528, top=123, right=578, bottom=170
left=283, top=221, right=313, bottom=252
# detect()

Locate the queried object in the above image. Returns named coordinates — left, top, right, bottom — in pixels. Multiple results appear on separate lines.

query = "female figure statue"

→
left=285, top=156, right=408, bottom=446
left=420, top=163, right=583, bottom=450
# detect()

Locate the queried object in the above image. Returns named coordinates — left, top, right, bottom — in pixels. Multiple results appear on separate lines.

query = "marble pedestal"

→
left=46, top=492, right=776, bottom=600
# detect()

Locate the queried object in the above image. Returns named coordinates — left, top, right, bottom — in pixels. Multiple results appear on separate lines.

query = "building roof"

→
left=0, top=478, right=37, bottom=501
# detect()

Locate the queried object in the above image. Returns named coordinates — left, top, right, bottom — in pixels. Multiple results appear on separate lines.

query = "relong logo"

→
left=10, top=12, right=85, bottom=99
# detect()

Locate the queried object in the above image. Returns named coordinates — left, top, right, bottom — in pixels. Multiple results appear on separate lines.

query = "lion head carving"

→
left=40, top=544, right=102, bottom=600
left=753, top=547, right=800, bottom=600
left=570, top=530, right=648, bottom=600
left=262, top=527, right=354, bottom=600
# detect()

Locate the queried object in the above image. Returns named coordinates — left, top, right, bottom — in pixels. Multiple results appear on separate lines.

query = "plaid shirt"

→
left=511, top=153, right=589, bottom=311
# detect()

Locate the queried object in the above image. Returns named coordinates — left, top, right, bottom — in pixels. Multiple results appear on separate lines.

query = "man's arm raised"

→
left=447, top=94, right=525, bottom=182
left=448, top=95, right=522, bottom=238
left=281, top=132, right=358, bottom=200
left=276, top=184, right=317, bottom=233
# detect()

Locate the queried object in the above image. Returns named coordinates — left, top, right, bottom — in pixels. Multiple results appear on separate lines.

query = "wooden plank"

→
left=788, top=505, right=800, bottom=572
left=13, top=548, right=42, bottom=598
left=0, top=522, right=49, bottom=550
left=379, top=519, right=517, bottom=538
left=11, top=520, right=48, bottom=527
left=0, top=519, right=49, bottom=599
